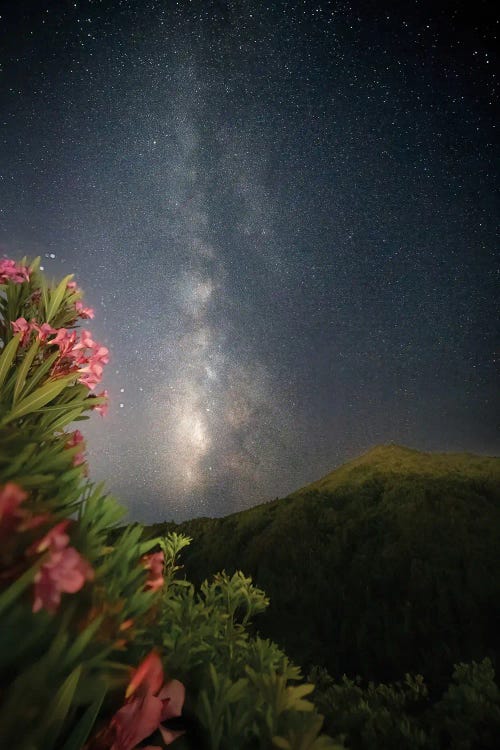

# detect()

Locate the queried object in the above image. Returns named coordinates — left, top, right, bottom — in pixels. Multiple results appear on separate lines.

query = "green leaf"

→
left=0, top=334, right=20, bottom=391
left=2, top=374, right=75, bottom=424
left=65, top=616, right=104, bottom=665
left=0, top=559, right=41, bottom=616
left=41, top=665, right=82, bottom=748
left=13, top=339, right=40, bottom=403
left=45, top=406, right=88, bottom=433
left=23, top=350, right=60, bottom=396
left=138, top=537, right=162, bottom=555
left=41, top=275, right=49, bottom=319
left=60, top=683, right=106, bottom=750
left=290, top=684, right=315, bottom=701
left=29, top=256, right=41, bottom=273
left=46, top=274, right=74, bottom=323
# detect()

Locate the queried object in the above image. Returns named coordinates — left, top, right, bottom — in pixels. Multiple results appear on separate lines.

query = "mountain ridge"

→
left=288, top=443, right=500, bottom=501
left=146, top=444, right=500, bottom=689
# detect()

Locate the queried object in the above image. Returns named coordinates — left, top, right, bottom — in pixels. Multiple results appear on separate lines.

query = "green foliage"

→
left=310, top=658, right=500, bottom=750
left=0, top=261, right=163, bottom=747
left=148, top=446, right=500, bottom=690
left=434, top=659, right=500, bottom=750
left=145, top=558, right=341, bottom=750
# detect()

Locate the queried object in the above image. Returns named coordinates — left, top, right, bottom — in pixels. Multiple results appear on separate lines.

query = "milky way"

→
left=0, top=1, right=498, bottom=521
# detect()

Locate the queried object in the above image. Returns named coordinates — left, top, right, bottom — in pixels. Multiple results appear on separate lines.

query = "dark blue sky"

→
left=1, top=1, right=498, bottom=521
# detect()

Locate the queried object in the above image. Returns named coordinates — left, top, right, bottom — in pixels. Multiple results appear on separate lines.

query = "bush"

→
left=310, top=658, right=500, bottom=750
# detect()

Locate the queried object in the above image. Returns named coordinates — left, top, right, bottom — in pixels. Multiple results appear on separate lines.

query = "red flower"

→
left=109, top=651, right=185, bottom=750
left=142, top=551, right=165, bottom=592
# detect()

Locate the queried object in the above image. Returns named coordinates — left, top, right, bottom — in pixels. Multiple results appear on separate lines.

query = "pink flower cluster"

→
left=0, top=258, right=30, bottom=284
left=0, top=483, right=93, bottom=614
left=141, top=551, right=165, bottom=592
left=51, top=327, right=109, bottom=390
left=109, top=651, right=185, bottom=750
left=30, top=519, right=94, bottom=614
left=11, top=315, right=110, bottom=398
left=11, top=317, right=57, bottom=346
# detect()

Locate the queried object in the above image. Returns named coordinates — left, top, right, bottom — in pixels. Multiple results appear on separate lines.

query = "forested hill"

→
left=146, top=445, right=500, bottom=690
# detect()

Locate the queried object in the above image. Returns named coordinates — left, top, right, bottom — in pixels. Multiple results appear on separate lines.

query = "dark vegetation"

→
left=310, top=658, right=500, bottom=750
left=145, top=444, right=500, bottom=746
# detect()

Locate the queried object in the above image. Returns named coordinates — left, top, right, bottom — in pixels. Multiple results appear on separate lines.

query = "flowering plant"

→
left=0, top=258, right=174, bottom=749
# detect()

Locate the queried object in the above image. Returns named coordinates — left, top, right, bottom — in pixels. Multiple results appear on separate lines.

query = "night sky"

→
left=1, top=1, right=498, bottom=522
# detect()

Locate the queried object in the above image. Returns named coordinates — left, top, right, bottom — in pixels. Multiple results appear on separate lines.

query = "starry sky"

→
left=0, top=1, right=498, bottom=522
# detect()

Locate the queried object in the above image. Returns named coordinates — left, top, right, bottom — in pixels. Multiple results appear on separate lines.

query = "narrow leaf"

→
left=0, top=334, right=20, bottom=391
left=65, top=616, right=104, bottom=665
left=23, top=349, right=60, bottom=396
left=0, top=559, right=41, bottom=616
left=3, top=374, right=75, bottom=423
left=29, top=256, right=41, bottom=273
left=41, top=665, right=82, bottom=748
left=60, top=684, right=106, bottom=750
left=13, top=339, right=40, bottom=403
left=46, top=274, right=74, bottom=323
left=45, top=406, right=88, bottom=434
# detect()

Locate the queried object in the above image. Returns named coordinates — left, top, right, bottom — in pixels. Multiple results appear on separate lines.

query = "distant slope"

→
left=293, top=444, right=499, bottom=495
left=148, top=445, right=500, bottom=688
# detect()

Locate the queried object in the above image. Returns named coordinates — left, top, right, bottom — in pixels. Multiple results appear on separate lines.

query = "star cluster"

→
left=0, top=1, right=498, bottom=521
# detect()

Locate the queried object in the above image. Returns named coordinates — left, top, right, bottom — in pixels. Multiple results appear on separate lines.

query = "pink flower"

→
left=66, top=280, right=79, bottom=292
left=74, top=329, right=96, bottom=350
left=142, top=551, right=165, bottom=592
left=50, top=327, right=109, bottom=388
left=109, top=651, right=185, bottom=750
left=92, top=344, right=109, bottom=364
left=0, top=482, right=48, bottom=535
left=75, top=301, right=95, bottom=319
left=30, top=519, right=93, bottom=613
left=30, top=519, right=71, bottom=554
left=93, top=389, right=109, bottom=416
left=0, top=258, right=30, bottom=284
left=11, top=317, right=32, bottom=346
left=52, top=327, right=78, bottom=357
left=66, top=429, right=85, bottom=448
left=33, top=546, right=94, bottom=614
left=0, top=482, right=28, bottom=534
left=78, top=359, right=104, bottom=389
left=32, top=321, right=57, bottom=342
left=66, top=429, right=86, bottom=466
left=78, top=346, right=109, bottom=389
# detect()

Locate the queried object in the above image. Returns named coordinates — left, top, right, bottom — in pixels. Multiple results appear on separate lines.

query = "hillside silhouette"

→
left=147, top=445, right=500, bottom=690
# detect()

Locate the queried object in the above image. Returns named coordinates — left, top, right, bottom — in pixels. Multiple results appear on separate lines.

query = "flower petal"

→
left=158, top=679, right=185, bottom=721
left=126, top=650, right=164, bottom=699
